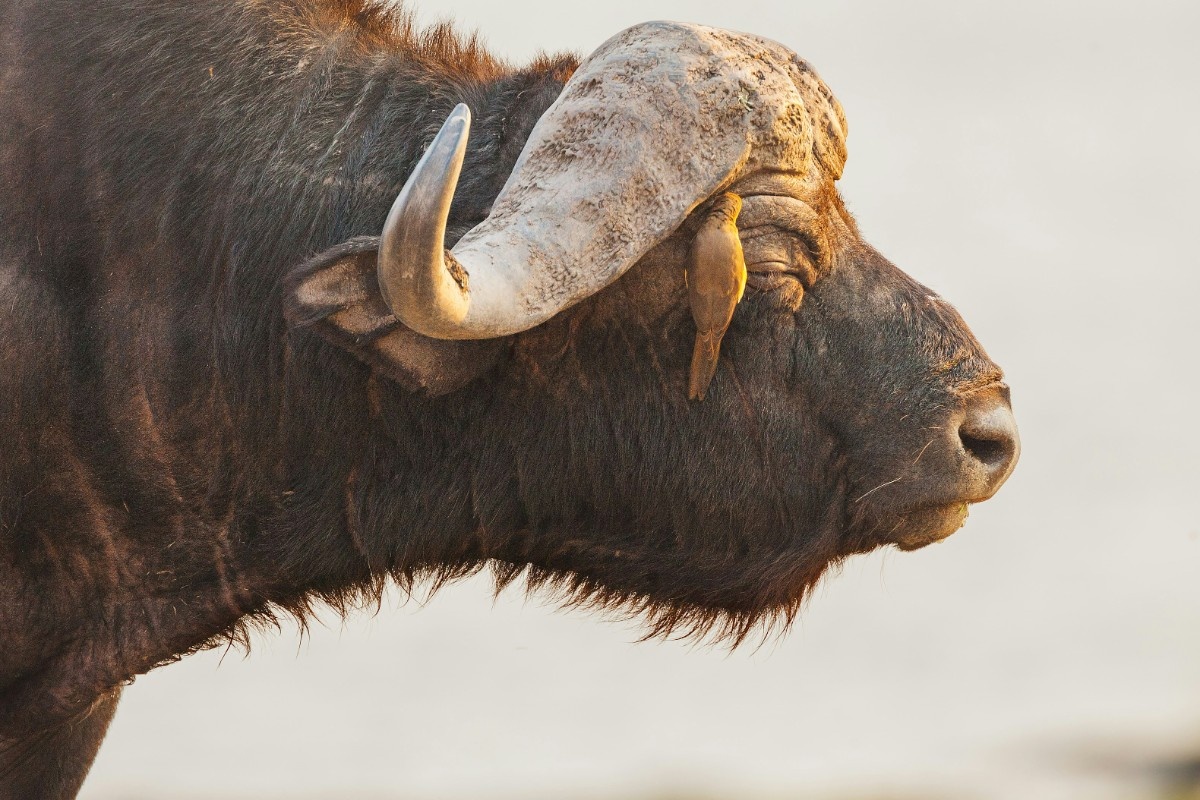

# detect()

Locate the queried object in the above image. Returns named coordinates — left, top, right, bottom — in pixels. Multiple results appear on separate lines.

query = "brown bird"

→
left=686, top=192, right=746, bottom=400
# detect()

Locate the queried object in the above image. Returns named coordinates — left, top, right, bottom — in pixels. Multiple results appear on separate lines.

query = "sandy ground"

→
left=79, top=0, right=1200, bottom=797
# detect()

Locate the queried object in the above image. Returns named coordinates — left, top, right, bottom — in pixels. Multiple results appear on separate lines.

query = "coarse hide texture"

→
left=0, top=0, right=576, bottom=746
left=0, top=1, right=1014, bottom=795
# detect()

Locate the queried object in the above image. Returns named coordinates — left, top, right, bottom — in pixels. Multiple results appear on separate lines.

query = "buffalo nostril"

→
left=957, top=393, right=1020, bottom=494
left=961, top=430, right=1009, bottom=466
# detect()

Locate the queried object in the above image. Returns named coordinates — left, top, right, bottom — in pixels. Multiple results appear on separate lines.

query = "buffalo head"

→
left=287, top=22, right=1019, bottom=640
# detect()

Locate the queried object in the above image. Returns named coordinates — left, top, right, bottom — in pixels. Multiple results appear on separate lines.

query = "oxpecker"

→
left=686, top=192, right=746, bottom=400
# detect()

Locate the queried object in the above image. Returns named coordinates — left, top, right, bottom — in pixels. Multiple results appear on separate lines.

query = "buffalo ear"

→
left=284, top=236, right=505, bottom=396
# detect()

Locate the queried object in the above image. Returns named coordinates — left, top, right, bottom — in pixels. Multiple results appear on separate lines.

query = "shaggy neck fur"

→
left=0, top=0, right=859, bottom=742
left=0, top=0, right=583, bottom=737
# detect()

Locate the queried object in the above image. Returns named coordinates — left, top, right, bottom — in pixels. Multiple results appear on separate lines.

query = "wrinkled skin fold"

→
left=0, top=1, right=1017, bottom=797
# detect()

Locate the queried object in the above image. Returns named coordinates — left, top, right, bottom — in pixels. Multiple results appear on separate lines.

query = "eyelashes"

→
left=741, top=227, right=821, bottom=293
left=746, top=270, right=796, bottom=292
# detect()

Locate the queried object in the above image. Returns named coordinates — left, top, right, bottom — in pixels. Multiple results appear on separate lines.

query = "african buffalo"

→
left=0, top=1, right=1018, bottom=796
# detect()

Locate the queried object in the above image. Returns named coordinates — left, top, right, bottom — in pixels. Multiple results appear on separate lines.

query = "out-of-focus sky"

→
left=83, top=1, right=1200, bottom=798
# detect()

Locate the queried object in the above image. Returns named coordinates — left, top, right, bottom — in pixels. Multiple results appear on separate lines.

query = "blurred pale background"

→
left=81, top=1, right=1200, bottom=798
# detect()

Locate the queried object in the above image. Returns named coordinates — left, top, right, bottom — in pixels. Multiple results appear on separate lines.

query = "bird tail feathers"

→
left=688, top=331, right=722, bottom=401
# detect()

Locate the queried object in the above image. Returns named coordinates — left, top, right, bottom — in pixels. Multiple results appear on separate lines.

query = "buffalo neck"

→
left=0, top=0, right=575, bottom=737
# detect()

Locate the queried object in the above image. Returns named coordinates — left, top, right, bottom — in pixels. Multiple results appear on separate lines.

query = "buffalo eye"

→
left=741, top=227, right=820, bottom=293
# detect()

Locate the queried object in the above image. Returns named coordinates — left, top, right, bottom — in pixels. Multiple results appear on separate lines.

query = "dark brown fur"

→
left=0, top=1, right=1005, bottom=795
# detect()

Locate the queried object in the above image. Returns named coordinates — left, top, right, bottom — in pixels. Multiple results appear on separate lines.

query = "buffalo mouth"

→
left=887, top=502, right=972, bottom=551
left=864, top=384, right=1019, bottom=551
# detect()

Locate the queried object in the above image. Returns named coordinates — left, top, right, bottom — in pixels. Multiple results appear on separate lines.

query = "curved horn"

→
left=377, top=103, right=473, bottom=336
left=379, top=23, right=843, bottom=341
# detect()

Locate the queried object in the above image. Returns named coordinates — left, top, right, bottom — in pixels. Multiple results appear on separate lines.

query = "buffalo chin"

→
left=888, top=503, right=971, bottom=551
